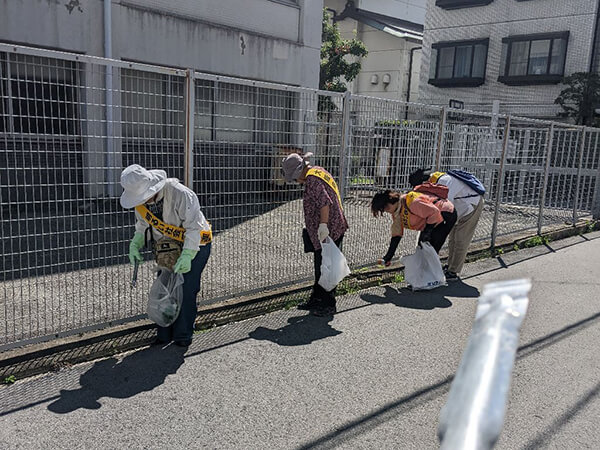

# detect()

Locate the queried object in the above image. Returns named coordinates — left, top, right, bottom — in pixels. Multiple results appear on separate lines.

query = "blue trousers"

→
left=157, top=243, right=211, bottom=343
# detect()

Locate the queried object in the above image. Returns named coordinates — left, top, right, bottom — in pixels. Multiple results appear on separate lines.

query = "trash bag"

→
left=318, top=237, right=351, bottom=292
left=401, top=242, right=446, bottom=291
left=147, top=268, right=185, bottom=327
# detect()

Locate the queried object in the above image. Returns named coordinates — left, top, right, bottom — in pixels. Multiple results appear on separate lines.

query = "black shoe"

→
left=311, top=304, right=336, bottom=317
left=150, top=337, right=170, bottom=346
left=174, top=339, right=192, bottom=347
left=298, top=299, right=320, bottom=311
left=298, top=293, right=322, bottom=311
left=445, top=270, right=459, bottom=281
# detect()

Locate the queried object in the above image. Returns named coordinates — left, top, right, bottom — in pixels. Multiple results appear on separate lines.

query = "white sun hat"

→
left=120, top=164, right=167, bottom=209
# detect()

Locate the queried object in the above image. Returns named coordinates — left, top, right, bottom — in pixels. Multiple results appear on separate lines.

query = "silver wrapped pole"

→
left=438, top=279, right=532, bottom=450
left=131, top=259, right=139, bottom=289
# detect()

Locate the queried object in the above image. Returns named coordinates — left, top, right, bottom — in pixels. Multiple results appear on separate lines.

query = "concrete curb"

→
left=1, top=220, right=597, bottom=382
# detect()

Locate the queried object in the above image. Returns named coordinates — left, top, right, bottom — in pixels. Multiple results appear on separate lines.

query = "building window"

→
left=269, top=0, right=299, bottom=5
left=435, top=0, right=493, bottom=10
left=256, top=87, right=294, bottom=146
left=498, top=32, right=569, bottom=85
left=428, top=39, right=489, bottom=87
left=214, top=82, right=255, bottom=143
left=121, top=69, right=184, bottom=140
left=212, top=82, right=294, bottom=144
left=0, top=53, right=80, bottom=135
left=121, top=71, right=294, bottom=144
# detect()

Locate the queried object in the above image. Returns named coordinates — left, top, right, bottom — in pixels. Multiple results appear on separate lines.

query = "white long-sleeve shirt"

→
left=435, top=174, right=482, bottom=219
left=134, top=178, right=211, bottom=250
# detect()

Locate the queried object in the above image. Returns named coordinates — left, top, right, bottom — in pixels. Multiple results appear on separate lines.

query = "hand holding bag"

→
left=147, top=268, right=185, bottom=327
left=318, top=237, right=351, bottom=292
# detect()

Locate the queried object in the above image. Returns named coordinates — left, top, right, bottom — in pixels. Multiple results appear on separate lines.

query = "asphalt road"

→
left=1, top=232, right=599, bottom=449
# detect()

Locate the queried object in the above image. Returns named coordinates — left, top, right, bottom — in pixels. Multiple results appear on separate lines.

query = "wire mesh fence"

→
left=0, top=45, right=188, bottom=348
left=437, top=109, right=504, bottom=246
left=341, top=96, right=443, bottom=265
left=190, top=73, right=345, bottom=301
left=1, top=43, right=599, bottom=350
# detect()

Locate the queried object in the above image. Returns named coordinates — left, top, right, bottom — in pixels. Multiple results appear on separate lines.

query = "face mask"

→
left=146, top=191, right=163, bottom=205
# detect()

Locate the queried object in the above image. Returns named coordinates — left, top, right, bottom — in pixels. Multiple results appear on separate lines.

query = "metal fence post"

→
left=537, top=124, right=554, bottom=234
left=491, top=116, right=511, bottom=250
left=105, top=65, right=116, bottom=197
left=592, top=130, right=600, bottom=219
left=184, top=69, right=195, bottom=188
left=592, top=167, right=600, bottom=219
left=104, top=0, right=115, bottom=198
left=572, top=126, right=587, bottom=224
left=338, top=91, right=352, bottom=203
left=435, top=107, right=447, bottom=170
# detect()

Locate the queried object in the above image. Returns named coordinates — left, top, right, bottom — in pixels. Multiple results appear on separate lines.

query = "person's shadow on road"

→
left=361, top=280, right=480, bottom=310
left=47, top=345, right=186, bottom=414
left=249, top=313, right=341, bottom=346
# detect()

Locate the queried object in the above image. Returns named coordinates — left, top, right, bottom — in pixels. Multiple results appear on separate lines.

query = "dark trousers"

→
left=157, top=243, right=211, bottom=343
left=419, top=210, right=458, bottom=253
left=312, top=235, right=344, bottom=307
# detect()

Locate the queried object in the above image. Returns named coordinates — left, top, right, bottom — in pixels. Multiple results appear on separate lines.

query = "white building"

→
left=418, top=0, right=600, bottom=119
left=325, top=0, right=426, bottom=102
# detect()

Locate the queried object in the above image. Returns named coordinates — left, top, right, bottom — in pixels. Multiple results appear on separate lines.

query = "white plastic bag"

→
left=318, top=238, right=351, bottom=292
left=147, top=268, right=185, bottom=327
left=400, top=242, right=446, bottom=291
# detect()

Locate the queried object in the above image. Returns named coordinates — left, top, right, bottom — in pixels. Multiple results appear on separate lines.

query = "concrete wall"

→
left=0, top=0, right=322, bottom=87
left=0, top=0, right=105, bottom=55
left=122, top=0, right=301, bottom=42
left=418, top=0, right=599, bottom=118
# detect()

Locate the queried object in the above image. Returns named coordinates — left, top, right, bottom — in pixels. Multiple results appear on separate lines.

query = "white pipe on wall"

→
left=104, top=0, right=115, bottom=197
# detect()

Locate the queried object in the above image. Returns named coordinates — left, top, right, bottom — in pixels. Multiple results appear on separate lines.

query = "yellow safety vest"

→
left=306, top=168, right=343, bottom=210
left=400, top=191, right=422, bottom=230
left=135, top=205, right=213, bottom=245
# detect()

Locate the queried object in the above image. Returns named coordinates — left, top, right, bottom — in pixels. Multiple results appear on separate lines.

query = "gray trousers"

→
left=447, top=197, right=484, bottom=274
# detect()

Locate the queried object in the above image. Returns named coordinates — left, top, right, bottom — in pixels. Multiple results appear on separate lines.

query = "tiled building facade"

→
left=418, top=0, right=600, bottom=119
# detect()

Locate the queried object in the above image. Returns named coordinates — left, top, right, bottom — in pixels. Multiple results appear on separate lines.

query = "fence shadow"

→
left=248, top=313, right=341, bottom=347
left=46, top=345, right=186, bottom=414
left=462, top=233, right=600, bottom=282
left=295, top=310, right=600, bottom=450
left=2, top=302, right=598, bottom=421
left=359, top=281, right=480, bottom=311
left=1, top=186, right=302, bottom=280
left=521, top=381, right=600, bottom=450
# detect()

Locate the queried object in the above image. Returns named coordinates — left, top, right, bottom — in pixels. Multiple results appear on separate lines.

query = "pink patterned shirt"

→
left=303, top=166, right=349, bottom=250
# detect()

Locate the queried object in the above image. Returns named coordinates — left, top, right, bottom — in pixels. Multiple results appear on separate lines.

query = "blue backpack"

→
left=447, top=170, right=486, bottom=196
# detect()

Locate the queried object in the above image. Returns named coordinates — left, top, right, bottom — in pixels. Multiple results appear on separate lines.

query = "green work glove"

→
left=128, top=232, right=145, bottom=265
left=173, top=249, right=197, bottom=274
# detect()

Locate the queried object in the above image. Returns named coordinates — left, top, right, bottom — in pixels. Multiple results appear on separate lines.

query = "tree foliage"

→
left=319, top=9, right=368, bottom=92
left=555, top=72, right=600, bottom=126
